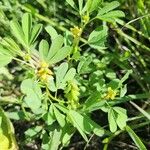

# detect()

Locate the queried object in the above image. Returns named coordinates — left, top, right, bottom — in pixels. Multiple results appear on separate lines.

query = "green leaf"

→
left=88, top=26, right=108, bottom=49
left=49, top=128, right=62, bottom=150
left=113, top=106, right=127, bottom=115
left=108, top=108, right=117, bottom=132
left=0, top=44, right=14, bottom=56
left=48, top=35, right=64, bottom=60
left=7, top=111, right=26, bottom=121
left=83, top=92, right=102, bottom=108
left=53, top=106, right=66, bottom=127
left=22, top=13, right=32, bottom=45
left=43, top=113, right=55, bottom=126
left=49, top=46, right=71, bottom=65
left=55, top=62, right=76, bottom=89
left=98, top=1, right=120, bottom=16
left=41, top=131, right=50, bottom=150
left=108, top=79, right=120, bottom=90
left=30, top=24, right=43, bottom=45
left=21, top=79, right=42, bottom=111
left=68, top=110, right=88, bottom=142
left=87, top=0, right=102, bottom=13
left=39, top=40, right=49, bottom=61
left=114, top=107, right=127, bottom=130
left=120, top=84, right=127, bottom=97
left=40, top=35, right=71, bottom=65
left=0, top=107, right=18, bottom=149
left=126, top=126, right=147, bottom=150
left=43, top=105, right=55, bottom=125
left=97, top=10, right=125, bottom=22
left=45, top=25, right=58, bottom=40
left=82, top=114, right=104, bottom=136
left=104, top=10, right=125, bottom=18
left=68, top=110, right=104, bottom=141
left=61, top=124, right=75, bottom=147
left=105, top=69, right=116, bottom=79
left=54, top=103, right=68, bottom=114
left=83, top=101, right=106, bottom=112
left=63, top=68, right=76, bottom=83
left=23, top=4, right=37, bottom=14
left=2, top=37, right=21, bottom=54
left=78, top=0, right=83, bottom=14
left=23, top=94, right=41, bottom=112
left=116, top=113, right=127, bottom=130
left=77, top=56, right=92, bottom=74
left=96, top=1, right=125, bottom=23
left=21, top=79, right=33, bottom=94
left=0, top=53, right=12, bottom=67
left=25, top=126, right=42, bottom=138
left=48, top=77, right=57, bottom=92
left=56, top=62, right=69, bottom=88
left=10, top=20, right=26, bottom=47
left=120, top=70, right=132, bottom=84
left=66, top=0, right=77, bottom=10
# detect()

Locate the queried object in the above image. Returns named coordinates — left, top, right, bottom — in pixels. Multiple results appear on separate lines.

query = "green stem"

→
left=21, top=104, right=30, bottom=121
left=103, top=130, right=122, bottom=150
left=46, top=86, right=66, bottom=104
left=13, top=57, right=34, bottom=68
left=84, top=134, right=94, bottom=150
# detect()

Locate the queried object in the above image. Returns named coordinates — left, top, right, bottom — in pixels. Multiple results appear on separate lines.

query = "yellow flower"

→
left=37, top=61, right=53, bottom=82
left=104, top=87, right=117, bottom=100
left=82, top=15, right=90, bottom=23
left=24, top=53, right=31, bottom=61
left=0, top=134, right=9, bottom=150
left=65, top=80, right=80, bottom=109
left=40, top=61, right=49, bottom=68
left=70, top=26, right=82, bottom=38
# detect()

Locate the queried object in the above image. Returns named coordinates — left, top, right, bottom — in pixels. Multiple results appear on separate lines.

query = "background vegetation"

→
left=0, top=0, right=150, bottom=150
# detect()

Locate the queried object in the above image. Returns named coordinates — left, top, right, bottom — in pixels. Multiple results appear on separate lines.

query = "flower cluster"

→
left=65, top=80, right=80, bottom=109
left=37, top=61, right=53, bottom=81
left=82, top=14, right=90, bottom=23
left=70, top=26, right=82, bottom=38
left=104, top=87, right=117, bottom=100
